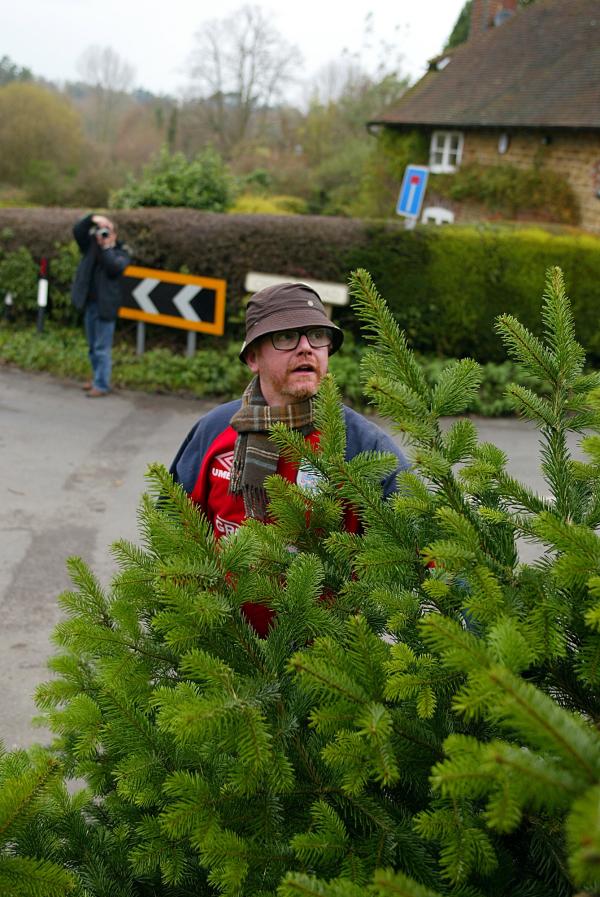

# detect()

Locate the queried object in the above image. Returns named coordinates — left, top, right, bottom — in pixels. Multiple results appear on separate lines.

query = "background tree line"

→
left=0, top=4, right=412, bottom=217
left=0, top=1, right=538, bottom=218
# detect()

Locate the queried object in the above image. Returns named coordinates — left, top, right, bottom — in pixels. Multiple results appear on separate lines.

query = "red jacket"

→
left=170, top=399, right=409, bottom=635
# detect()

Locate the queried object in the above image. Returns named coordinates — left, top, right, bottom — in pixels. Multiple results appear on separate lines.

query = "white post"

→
left=36, top=259, right=48, bottom=333
left=3, top=292, right=13, bottom=320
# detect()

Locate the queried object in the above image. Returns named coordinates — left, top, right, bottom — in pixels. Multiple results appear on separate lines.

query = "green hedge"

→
left=0, top=208, right=599, bottom=362
left=343, top=224, right=600, bottom=360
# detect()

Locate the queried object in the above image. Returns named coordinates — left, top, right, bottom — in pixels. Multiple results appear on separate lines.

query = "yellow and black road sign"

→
left=119, top=266, right=226, bottom=335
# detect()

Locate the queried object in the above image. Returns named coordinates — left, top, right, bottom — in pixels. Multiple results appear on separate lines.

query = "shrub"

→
left=0, top=238, right=81, bottom=326
left=110, top=146, right=235, bottom=212
left=229, top=194, right=308, bottom=215
left=432, top=163, right=580, bottom=224
left=47, top=240, right=80, bottom=326
left=353, top=129, right=429, bottom=219
left=240, top=168, right=273, bottom=191
left=0, top=245, right=38, bottom=321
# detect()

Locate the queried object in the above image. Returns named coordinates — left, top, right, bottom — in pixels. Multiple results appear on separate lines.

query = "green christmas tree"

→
left=7, top=265, right=598, bottom=896
left=0, top=744, right=77, bottom=896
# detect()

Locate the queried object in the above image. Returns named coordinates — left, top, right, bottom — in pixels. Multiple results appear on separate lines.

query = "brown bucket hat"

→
left=239, top=282, right=344, bottom=362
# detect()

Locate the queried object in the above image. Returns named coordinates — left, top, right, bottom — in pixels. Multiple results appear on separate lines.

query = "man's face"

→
left=245, top=329, right=330, bottom=406
left=94, top=217, right=116, bottom=248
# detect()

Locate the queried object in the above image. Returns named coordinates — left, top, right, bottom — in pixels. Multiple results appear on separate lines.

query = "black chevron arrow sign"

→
left=119, top=266, right=226, bottom=335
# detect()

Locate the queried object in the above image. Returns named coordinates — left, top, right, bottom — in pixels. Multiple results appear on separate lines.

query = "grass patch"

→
left=0, top=321, right=553, bottom=416
left=0, top=322, right=250, bottom=398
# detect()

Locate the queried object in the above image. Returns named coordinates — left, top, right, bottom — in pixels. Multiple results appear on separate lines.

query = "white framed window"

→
left=429, top=131, right=464, bottom=173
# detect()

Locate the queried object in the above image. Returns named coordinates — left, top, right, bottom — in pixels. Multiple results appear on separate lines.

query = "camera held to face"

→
left=89, top=225, right=112, bottom=239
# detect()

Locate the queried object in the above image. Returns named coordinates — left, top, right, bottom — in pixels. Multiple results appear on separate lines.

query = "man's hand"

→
left=91, top=215, right=117, bottom=249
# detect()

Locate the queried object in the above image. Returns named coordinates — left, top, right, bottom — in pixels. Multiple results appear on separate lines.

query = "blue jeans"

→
left=84, top=301, right=115, bottom=393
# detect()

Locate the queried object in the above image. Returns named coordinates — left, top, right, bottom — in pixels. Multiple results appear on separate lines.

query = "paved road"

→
left=0, top=366, right=583, bottom=749
left=1, top=367, right=212, bottom=750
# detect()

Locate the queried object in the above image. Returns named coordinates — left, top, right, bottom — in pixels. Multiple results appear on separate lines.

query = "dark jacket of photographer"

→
left=71, top=214, right=130, bottom=321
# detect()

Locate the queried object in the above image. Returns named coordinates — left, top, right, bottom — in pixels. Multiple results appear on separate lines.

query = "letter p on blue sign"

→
left=396, top=165, right=429, bottom=219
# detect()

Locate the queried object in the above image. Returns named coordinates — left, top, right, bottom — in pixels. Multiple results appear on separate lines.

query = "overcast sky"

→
left=1, top=0, right=465, bottom=99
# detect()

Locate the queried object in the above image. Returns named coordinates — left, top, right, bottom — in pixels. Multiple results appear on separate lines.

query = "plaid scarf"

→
left=229, top=377, right=315, bottom=520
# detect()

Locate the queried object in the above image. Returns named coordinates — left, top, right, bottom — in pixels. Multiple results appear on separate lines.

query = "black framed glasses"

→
left=270, top=327, right=333, bottom=351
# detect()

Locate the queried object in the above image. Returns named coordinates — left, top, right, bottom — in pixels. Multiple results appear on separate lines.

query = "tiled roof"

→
left=370, top=0, right=600, bottom=130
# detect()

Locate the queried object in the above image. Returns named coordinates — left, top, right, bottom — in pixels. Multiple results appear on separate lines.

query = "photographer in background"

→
left=71, top=213, right=131, bottom=397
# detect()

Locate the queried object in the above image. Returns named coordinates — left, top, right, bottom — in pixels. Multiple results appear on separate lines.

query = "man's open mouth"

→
left=292, top=364, right=316, bottom=373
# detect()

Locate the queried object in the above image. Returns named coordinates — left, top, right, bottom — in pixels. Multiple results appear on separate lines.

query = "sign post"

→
left=396, top=164, right=429, bottom=227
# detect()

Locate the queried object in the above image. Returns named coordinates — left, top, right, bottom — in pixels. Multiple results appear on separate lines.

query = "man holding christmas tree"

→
left=170, top=282, right=408, bottom=631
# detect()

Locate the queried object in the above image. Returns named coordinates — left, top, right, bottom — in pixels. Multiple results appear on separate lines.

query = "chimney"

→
left=470, top=0, right=492, bottom=37
left=470, top=0, right=517, bottom=38
left=493, top=0, right=518, bottom=27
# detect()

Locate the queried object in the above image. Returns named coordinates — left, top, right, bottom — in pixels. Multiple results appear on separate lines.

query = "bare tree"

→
left=77, top=45, right=135, bottom=94
left=307, top=57, right=373, bottom=107
left=188, top=4, right=302, bottom=157
left=76, top=45, right=136, bottom=145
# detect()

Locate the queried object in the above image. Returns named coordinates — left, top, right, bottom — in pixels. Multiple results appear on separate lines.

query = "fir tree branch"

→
left=495, top=313, right=558, bottom=385
left=487, top=668, right=600, bottom=782
left=0, top=855, right=77, bottom=896
left=541, top=267, right=585, bottom=384
left=371, top=867, right=442, bottom=897
left=349, top=269, right=430, bottom=401
left=0, top=755, right=60, bottom=843
left=290, top=658, right=368, bottom=706
left=101, top=687, right=173, bottom=769
left=506, top=384, right=558, bottom=428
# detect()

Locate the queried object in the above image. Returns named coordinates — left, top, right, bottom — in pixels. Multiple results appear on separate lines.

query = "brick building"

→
left=369, top=0, right=600, bottom=232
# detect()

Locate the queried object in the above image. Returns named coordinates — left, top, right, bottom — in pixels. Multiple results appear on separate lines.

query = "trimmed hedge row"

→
left=1, top=208, right=599, bottom=361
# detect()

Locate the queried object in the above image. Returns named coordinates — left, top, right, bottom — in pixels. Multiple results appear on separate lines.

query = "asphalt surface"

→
left=0, top=365, right=584, bottom=749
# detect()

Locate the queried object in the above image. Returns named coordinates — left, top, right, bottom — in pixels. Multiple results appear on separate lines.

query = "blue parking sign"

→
left=396, top=164, right=429, bottom=219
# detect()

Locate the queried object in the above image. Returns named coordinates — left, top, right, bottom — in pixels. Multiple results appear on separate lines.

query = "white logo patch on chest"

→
left=215, top=451, right=235, bottom=471
left=211, top=450, right=235, bottom=481
left=296, top=462, right=324, bottom=494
